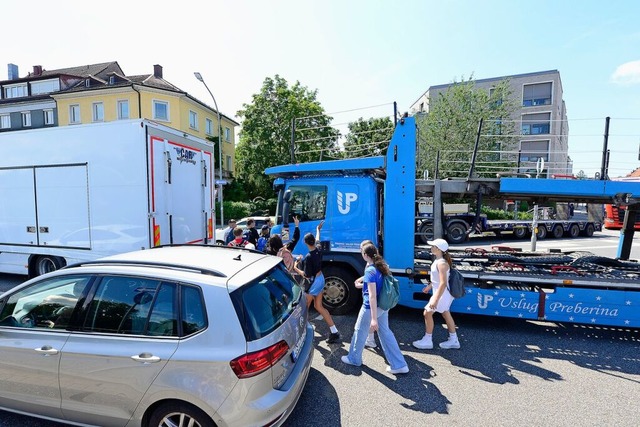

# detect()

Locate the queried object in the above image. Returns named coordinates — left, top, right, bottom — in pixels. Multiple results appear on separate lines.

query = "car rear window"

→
left=230, top=265, right=302, bottom=341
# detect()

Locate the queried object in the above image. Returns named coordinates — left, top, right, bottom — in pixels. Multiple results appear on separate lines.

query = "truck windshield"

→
left=285, top=185, right=327, bottom=223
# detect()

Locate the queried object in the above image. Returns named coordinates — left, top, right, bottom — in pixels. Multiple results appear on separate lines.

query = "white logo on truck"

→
left=337, top=191, right=358, bottom=214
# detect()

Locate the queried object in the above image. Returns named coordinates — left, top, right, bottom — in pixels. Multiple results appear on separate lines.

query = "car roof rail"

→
left=151, top=243, right=265, bottom=254
left=63, top=260, right=226, bottom=277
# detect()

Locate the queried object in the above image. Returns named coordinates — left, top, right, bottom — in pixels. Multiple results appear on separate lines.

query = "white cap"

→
left=427, top=238, right=449, bottom=252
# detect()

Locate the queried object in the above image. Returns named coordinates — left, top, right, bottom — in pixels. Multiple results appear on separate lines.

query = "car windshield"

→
left=230, top=264, right=302, bottom=341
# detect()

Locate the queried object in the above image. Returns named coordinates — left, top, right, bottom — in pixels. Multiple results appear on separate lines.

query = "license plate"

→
left=291, top=326, right=307, bottom=362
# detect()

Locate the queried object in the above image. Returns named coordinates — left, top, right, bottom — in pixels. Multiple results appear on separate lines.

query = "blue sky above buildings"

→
left=4, top=0, right=639, bottom=176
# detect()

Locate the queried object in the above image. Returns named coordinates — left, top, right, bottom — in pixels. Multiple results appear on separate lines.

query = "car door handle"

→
left=34, top=345, right=59, bottom=356
left=131, top=353, right=161, bottom=363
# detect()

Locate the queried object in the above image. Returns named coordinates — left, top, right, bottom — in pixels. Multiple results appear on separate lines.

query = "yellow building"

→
left=52, top=64, right=238, bottom=178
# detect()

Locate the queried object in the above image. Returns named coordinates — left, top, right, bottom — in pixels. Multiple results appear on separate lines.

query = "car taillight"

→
left=230, top=340, right=290, bottom=379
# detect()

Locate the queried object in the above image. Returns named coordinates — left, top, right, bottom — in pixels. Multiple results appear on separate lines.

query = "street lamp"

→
left=194, top=72, right=224, bottom=238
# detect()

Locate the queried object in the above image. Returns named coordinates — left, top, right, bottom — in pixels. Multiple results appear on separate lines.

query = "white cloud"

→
left=611, top=60, right=640, bottom=84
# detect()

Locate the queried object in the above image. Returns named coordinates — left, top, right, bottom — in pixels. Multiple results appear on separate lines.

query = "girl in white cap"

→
left=412, top=238, right=460, bottom=350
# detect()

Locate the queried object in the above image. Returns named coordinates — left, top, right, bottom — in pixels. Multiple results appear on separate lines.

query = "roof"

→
left=265, top=156, right=385, bottom=178
left=0, top=61, right=123, bottom=84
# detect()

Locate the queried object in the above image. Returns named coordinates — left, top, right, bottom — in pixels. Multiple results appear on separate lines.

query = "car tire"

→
left=322, top=266, right=359, bottom=315
left=445, top=222, right=468, bottom=244
left=536, top=226, right=547, bottom=239
left=552, top=225, right=564, bottom=238
left=33, top=255, right=65, bottom=277
left=568, top=224, right=580, bottom=238
left=582, top=223, right=595, bottom=237
left=513, top=226, right=529, bottom=239
left=148, top=402, right=214, bottom=427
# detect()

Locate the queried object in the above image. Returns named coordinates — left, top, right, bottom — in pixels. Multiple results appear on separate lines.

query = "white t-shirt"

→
left=427, top=258, right=454, bottom=313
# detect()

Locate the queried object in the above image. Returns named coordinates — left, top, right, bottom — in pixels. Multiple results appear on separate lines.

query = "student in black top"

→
left=293, top=221, right=340, bottom=344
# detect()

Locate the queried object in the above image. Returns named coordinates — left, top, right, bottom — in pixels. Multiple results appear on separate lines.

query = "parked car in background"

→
left=0, top=245, right=313, bottom=427
left=214, top=216, right=274, bottom=244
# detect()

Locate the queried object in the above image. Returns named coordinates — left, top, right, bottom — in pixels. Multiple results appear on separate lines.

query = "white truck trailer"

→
left=0, top=119, right=215, bottom=276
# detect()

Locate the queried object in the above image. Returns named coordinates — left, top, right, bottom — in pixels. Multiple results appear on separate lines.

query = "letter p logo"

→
left=337, top=191, right=358, bottom=214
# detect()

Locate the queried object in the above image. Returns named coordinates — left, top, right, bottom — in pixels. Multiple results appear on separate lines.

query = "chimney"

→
left=153, top=64, right=163, bottom=78
left=7, top=63, right=19, bottom=80
left=33, top=65, right=43, bottom=76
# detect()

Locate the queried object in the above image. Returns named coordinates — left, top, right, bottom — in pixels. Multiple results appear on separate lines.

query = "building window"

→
left=521, top=112, right=551, bottom=135
left=224, top=127, right=231, bottom=142
left=205, top=118, right=213, bottom=135
left=109, top=76, right=115, bottom=85
left=117, top=100, right=129, bottom=119
left=0, top=114, right=10, bottom=129
left=523, top=82, right=552, bottom=107
left=21, top=112, right=31, bottom=127
left=189, top=110, right=198, bottom=130
left=153, top=100, right=169, bottom=121
left=44, top=109, right=54, bottom=125
left=3, top=84, right=28, bottom=98
left=92, top=102, right=104, bottom=122
left=519, top=140, right=550, bottom=162
left=70, top=105, right=81, bottom=124
left=226, top=155, right=232, bottom=172
left=30, top=79, right=60, bottom=95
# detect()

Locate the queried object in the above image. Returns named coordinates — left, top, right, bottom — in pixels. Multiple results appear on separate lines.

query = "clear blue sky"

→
left=3, top=0, right=639, bottom=177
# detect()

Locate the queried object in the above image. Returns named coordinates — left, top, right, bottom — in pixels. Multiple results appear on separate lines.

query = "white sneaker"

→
left=439, top=338, right=460, bottom=349
left=412, top=336, right=433, bottom=350
left=386, top=365, right=409, bottom=374
left=365, top=338, right=377, bottom=348
left=341, top=355, right=360, bottom=367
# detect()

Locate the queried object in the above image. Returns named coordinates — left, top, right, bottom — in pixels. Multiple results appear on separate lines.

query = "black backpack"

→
left=448, top=268, right=466, bottom=298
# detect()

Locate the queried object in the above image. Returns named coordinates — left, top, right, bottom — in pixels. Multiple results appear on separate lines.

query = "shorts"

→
left=307, top=273, right=325, bottom=296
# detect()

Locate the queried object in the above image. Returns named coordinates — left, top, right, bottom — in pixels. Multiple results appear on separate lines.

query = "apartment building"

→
left=0, top=62, right=238, bottom=178
left=411, top=70, right=570, bottom=177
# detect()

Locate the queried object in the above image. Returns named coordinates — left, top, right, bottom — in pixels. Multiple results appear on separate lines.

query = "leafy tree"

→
left=235, top=75, right=338, bottom=198
left=417, top=76, right=518, bottom=179
left=575, top=170, right=587, bottom=179
left=343, top=117, right=395, bottom=158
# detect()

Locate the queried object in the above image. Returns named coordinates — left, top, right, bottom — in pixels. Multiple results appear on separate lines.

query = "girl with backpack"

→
left=412, top=238, right=460, bottom=350
left=341, top=243, right=409, bottom=374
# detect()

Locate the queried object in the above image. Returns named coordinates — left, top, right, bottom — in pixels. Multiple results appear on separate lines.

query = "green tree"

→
left=417, top=76, right=518, bottom=179
left=235, top=75, right=338, bottom=198
left=575, top=170, right=587, bottom=179
left=343, top=117, right=395, bottom=158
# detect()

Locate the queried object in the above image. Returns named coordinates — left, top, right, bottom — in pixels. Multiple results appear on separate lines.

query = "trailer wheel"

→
left=322, top=266, right=359, bottom=315
left=513, top=226, right=529, bottom=239
left=551, top=225, right=564, bottom=238
left=445, top=222, right=469, bottom=244
left=582, top=223, right=595, bottom=237
left=568, top=224, right=580, bottom=238
left=33, top=256, right=65, bottom=277
left=417, top=222, right=433, bottom=245
left=536, top=226, right=547, bottom=239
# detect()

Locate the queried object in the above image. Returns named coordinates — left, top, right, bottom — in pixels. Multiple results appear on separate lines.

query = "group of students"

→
left=223, top=218, right=272, bottom=251
left=227, top=216, right=461, bottom=375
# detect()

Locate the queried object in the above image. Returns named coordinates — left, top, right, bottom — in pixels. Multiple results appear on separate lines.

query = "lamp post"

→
left=194, top=72, right=224, bottom=237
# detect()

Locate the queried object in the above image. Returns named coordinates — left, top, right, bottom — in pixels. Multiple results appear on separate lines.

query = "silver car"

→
left=0, top=245, right=313, bottom=426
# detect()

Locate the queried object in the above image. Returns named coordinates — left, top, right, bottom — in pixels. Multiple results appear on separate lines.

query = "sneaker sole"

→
left=439, top=344, right=460, bottom=349
left=412, top=343, right=433, bottom=350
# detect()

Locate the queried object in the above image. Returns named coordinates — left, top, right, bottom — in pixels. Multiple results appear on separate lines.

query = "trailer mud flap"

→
left=536, top=287, right=546, bottom=320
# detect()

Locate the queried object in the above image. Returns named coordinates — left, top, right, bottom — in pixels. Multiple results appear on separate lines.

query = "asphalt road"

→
left=0, top=229, right=638, bottom=426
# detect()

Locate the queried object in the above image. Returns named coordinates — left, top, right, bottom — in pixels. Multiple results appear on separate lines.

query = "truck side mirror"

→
left=282, top=190, right=292, bottom=228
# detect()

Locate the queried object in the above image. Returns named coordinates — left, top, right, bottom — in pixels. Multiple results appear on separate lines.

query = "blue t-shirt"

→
left=362, top=265, right=383, bottom=309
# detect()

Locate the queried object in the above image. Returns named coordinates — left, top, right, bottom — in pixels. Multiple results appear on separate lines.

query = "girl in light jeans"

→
left=341, top=243, right=409, bottom=374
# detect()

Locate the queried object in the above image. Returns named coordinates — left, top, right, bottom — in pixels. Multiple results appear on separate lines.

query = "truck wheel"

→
left=582, top=223, right=595, bottom=237
left=513, top=226, right=529, bottom=239
left=417, top=222, right=433, bottom=245
left=33, top=256, right=65, bottom=276
left=445, top=222, right=468, bottom=244
left=322, top=266, right=359, bottom=315
left=568, top=224, right=580, bottom=238
left=551, top=225, right=564, bottom=238
left=536, top=226, right=547, bottom=239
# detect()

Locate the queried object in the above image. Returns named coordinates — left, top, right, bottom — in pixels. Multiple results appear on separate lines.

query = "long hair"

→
left=362, top=243, right=390, bottom=276
left=442, top=251, right=453, bottom=267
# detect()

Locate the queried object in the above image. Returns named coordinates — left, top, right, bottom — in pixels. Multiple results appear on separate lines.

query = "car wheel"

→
left=568, top=224, right=580, bottom=238
left=446, top=222, right=468, bottom=244
left=322, top=266, right=359, bottom=315
left=536, top=226, right=547, bottom=239
left=552, top=225, right=564, bottom=238
left=582, top=223, right=595, bottom=237
left=417, top=222, right=433, bottom=245
left=33, top=255, right=65, bottom=276
left=513, top=226, right=529, bottom=239
left=148, top=402, right=214, bottom=427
